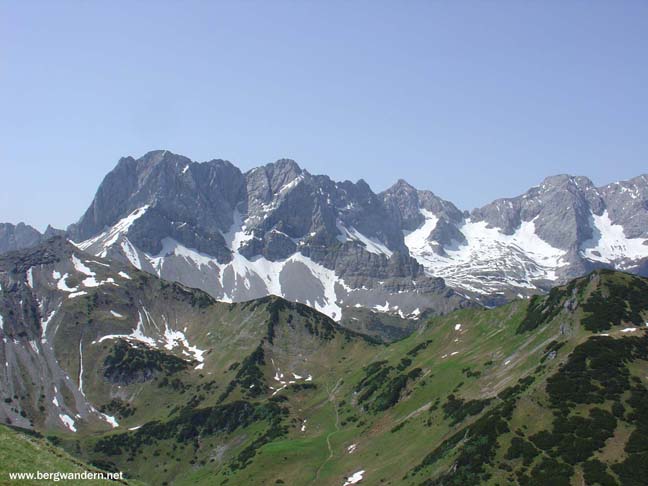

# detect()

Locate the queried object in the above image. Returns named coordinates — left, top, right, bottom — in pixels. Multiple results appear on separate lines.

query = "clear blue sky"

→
left=2, top=1, right=647, bottom=231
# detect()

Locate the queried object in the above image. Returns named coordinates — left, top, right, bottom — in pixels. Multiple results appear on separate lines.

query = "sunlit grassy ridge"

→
left=4, top=269, right=648, bottom=485
left=0, top=425, right=143, bottom=485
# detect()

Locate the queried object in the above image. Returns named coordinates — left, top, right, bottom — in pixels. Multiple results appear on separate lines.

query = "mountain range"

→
left=3, top=150, right=647, bottom=334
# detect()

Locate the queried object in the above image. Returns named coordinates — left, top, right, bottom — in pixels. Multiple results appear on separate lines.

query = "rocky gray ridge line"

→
left=4, top=150, right=648, bottom=314
left=67, top=150, right=469, bottom=322
left=0, top=222, right=64, bottom=254
left=62, top=151, right=648, bottom=310
left=387, top=175, right=648, bottom=302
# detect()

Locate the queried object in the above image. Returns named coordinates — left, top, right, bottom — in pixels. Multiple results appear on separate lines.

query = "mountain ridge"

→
left=3, top=150, right=648, bottom=324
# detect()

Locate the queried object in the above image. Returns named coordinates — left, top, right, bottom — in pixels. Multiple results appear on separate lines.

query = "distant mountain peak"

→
left=386, top=178, right=418, bottom=193
left=537, top=174, right=595, bottom=191
left=0, top=221, right=63, bottom=255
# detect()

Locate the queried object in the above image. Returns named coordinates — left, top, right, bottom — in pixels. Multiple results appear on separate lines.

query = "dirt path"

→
left=312, top=378, right=343, bottom=484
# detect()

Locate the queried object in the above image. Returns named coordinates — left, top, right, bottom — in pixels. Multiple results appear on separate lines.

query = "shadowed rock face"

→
left=381, top=179, right=464, bottom=232
left=467, top=174, right=648, bottom=249
left=0, top=223, right=42, bottom=254
left=470, top=175, right=602, bottom=249
left=67, top=151, right=245, bottom=260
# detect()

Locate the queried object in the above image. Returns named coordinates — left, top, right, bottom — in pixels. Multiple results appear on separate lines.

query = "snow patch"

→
left=271, top=365, right=311, bottom=396
left=28, top=340, right=39, bottom=354
left=337, top=222, right=393, bottom=257
left=56, top=273, right=77, bottom=292
left=68, top=291, right=88, bottom=299
left=41, top=304, right=60, bottom=340
left=121, top=239, right=142, bottom=269
left=72, top=255, right=94, bottom=277
left=78, top=340, right=84, bottom=394
left=161, top=317, right=206, bottom=364
left=343, top=470, right=365, bottom=485
left=77, top=205, right=150, bottom=258
left=99, top=413, right=119, bottom=428
left=223, top=210, right=255, bottom=252
left=95, top=311, right=157, bottom=347
left=404, top=209, right=439, bottom=253
left=582, top=210, right=648, bottom=264
left=59, top=414, right=77, bottom=432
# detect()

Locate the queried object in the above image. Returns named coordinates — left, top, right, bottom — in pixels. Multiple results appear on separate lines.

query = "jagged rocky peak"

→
left=0, top=222, right=66, bottom=255
left=469, top=172, right=648, bottom=251
left=242, top=160, right=410, bottom=258
left=63, top=150, right=465, bottom=323
left=0, top=222, right=43, bottom=254
left=398, top=172, right=648, bottom=300
left=43, top=225, right=65, bottom=239
left=381, top=179, right=425, bottom=231
left=381, top=179, right=464, bottom=233
left=599, top=174, right=648, bottom=239
left=244, top=158, right=311, bottom=231
left=245, top=158, right=304, bottom=202
left=469, top=174, right=602, bottom=249
left=67, top=150, right=246, bottom=259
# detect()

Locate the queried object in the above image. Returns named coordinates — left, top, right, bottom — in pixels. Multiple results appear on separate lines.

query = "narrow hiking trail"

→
left=312, top=378, right=343, bottom=484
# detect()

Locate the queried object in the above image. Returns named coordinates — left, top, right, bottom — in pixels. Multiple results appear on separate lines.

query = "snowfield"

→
left=581, top=211, right=648, bottom=266
left=404, top=208, right=648, bottom=295
left=405, top=211, right=567, bottom=294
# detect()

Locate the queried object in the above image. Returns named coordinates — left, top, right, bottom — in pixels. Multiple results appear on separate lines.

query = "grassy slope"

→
left=6, top=269, right=648, bottom=486
left=0, top=425, right=143, bottom=485
left=185, top=270, right=648, bottom=486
